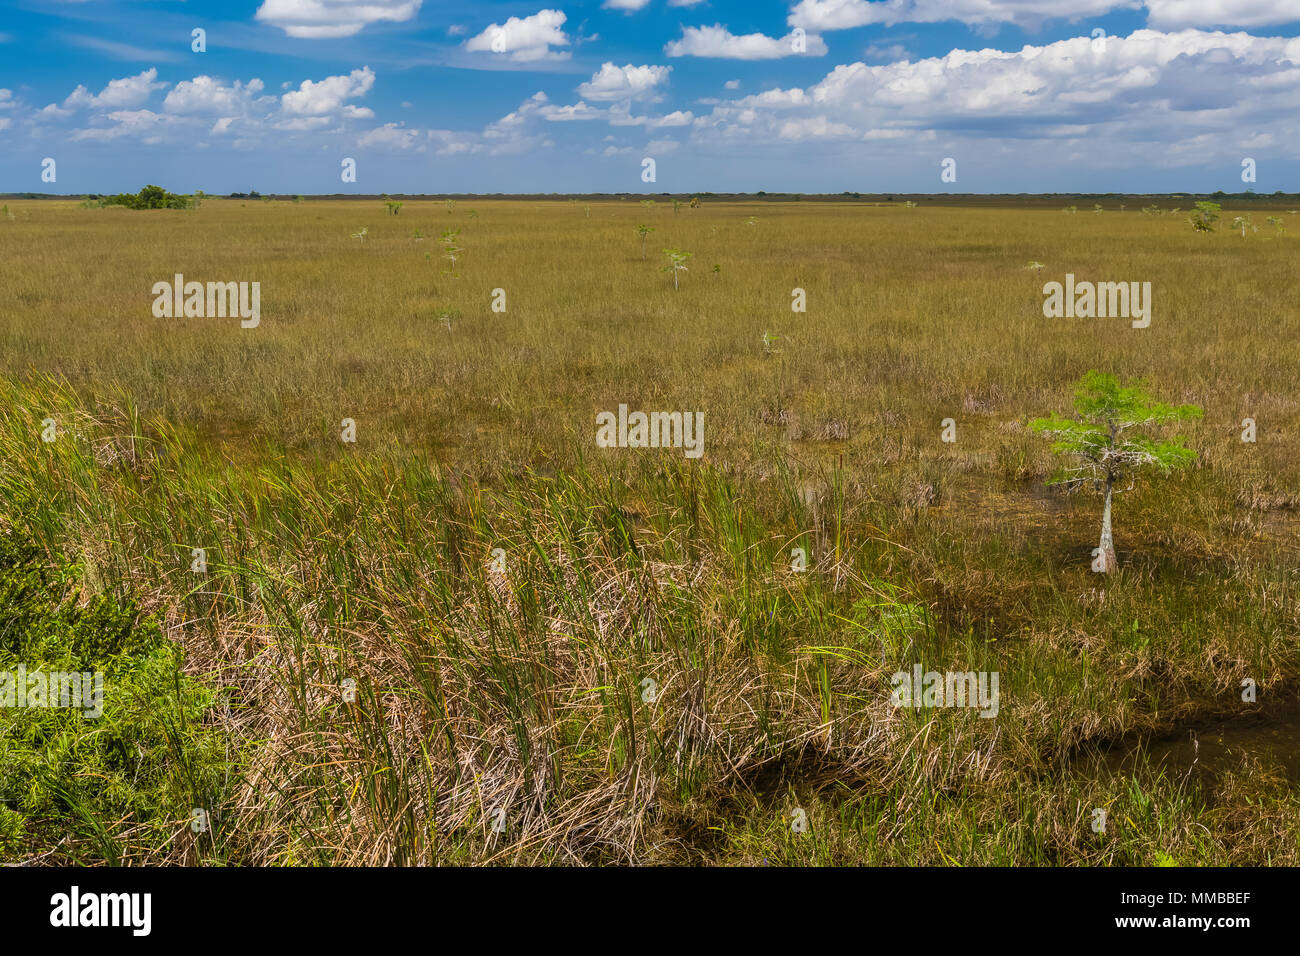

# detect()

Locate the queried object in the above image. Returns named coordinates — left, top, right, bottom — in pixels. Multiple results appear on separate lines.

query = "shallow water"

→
left=1100, top=695, right=1300, bottom=782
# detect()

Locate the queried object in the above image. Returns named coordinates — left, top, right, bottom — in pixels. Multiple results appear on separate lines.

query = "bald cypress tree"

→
left=1030, top=371, right=1201, bottom=572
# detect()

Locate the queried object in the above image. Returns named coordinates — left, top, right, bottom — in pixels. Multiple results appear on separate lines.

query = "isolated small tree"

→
left=640, top=199, right=656, bottom=212
left=1266, top=215, right=1285, bottom=235
left=1230, top=214, right=1256, bottom=238
left=672, top=199, right=682, bottom=215
left=351, top=226, right=368, bottom=242
left=1188, top=201, right=1220, bottom=233
left=636, top=224, right=654, bottom=259
left=439, top=228, right=462, bottom=273
left=1030, top=371, right=1201, bottom=573
left=385, top=200, right=403, bottom=216
left=662, top=248, right=691, bottom=290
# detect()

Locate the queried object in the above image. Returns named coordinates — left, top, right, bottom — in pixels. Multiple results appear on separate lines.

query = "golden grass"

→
left=1, top=197, right=1298, bottom=865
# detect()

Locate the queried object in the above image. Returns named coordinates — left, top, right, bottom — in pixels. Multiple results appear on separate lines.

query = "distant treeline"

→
left=209, top=190, right=1300, bottom=205
left=7, top=189, right=1299, bottom=208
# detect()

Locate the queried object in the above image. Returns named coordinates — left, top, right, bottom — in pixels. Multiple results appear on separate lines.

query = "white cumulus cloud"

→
left=691, top=26, right=1300, bottom=173
left=280, top=66, right=375, bottom=115
left=539, top=100, right=606, bottom=120
left=358, top=122, right=422, bottom=149
left=255, top=0, right=422, bottom=38
left=644, top=137, right=679, bottom=154
left=1145, top=0, right=1300, bottom=28
left=577, top=63, right=672, bottom=101
left=788, top=0, right=1300, bottom=31
left=465, top=10, right=571, bottom=62
left=665, top=24, right=828, bottom=59
left=70, top=108, right=171, bottom=142
left=164, top=76, right=267, bottom=114
left=64, top=68, right=168, bottom=110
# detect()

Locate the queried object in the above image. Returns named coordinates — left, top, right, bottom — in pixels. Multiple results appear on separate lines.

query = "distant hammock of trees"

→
left=83, top=185, right=198, bottom=209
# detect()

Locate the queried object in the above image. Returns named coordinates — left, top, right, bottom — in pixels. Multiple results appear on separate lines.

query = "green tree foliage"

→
left=1030, top=371, right=1201, bottom=572
left=91, top=185, right=196, bottom=210
left=1187, top=201, right=1221, bottom=232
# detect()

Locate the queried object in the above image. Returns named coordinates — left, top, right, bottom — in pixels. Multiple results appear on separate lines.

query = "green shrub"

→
left=89, top=185, right=195, bottom=210
left=0, top=530, right=226, bottom=864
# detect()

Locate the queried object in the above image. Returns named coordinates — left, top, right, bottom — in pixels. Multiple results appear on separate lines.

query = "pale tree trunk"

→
left=1097, top=474, right=1116, bottom=573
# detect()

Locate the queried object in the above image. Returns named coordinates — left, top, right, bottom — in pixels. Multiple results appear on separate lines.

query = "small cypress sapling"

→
left=1230, top=214, right=1256, bottom=237
left=1030, top=371, right=1201, bottom=573
left=662, top=248, right=691, bottom=290
left=439, top=228, right=462, bottom=274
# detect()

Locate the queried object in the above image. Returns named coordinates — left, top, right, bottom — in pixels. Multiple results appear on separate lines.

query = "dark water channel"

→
left=1098, top=694, right=1300, bottom=783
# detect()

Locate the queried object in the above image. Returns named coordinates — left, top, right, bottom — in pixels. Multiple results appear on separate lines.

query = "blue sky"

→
left=2, top=1, right=1298, bottom=194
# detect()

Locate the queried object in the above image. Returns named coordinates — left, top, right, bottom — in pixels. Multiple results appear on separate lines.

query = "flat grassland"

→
left=1, top=198, right=1298, bottom=864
